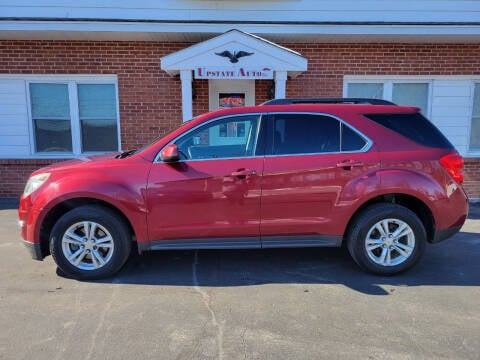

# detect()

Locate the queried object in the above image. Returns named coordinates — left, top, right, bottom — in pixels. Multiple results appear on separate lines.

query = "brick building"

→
left=1, top=1, right=480, bottom=199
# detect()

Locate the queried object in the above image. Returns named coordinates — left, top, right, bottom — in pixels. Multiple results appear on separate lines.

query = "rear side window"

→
left=365, top=113, right=454, bottom=149
left=270, top=113, right=368, bottom=155
left=272, top=114, right=340, bottom=155
left=342, top=125, right=367, bottom=152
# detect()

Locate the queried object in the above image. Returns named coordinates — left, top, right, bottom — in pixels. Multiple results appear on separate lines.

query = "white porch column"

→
left=180, top=70, right=193, bottom=122
left=274, top=71, right=287, bottom=99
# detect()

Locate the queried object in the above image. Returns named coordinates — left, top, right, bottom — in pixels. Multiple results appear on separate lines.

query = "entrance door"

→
left=209, top=79, right=255, bottom=110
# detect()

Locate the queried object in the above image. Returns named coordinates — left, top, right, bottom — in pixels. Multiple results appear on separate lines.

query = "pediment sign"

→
left=161, top=30, right=307, bottom=79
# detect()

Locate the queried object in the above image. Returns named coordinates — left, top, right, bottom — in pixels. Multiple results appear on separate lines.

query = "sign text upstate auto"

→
left=195, top=67, right=273, bottom=79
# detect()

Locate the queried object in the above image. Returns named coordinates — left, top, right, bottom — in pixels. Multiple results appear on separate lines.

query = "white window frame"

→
left=343, top=76, right=433, bottom=118
left=25, top=75, right=120, bottom=158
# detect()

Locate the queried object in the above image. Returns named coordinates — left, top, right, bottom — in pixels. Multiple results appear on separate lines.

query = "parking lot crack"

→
left=192, top=250, right=225, bottom=360
left=85, top=284, right=118, bottom=360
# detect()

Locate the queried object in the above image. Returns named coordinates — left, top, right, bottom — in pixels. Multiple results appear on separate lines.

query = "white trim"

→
left=69, top=82, right=81, bottom=153
left=344, top=75, right=480, bottom=81
left=24, top=80, right=35, bottom=156
left=274, top=71, right=287, bottom=99
left=114, top=80, right=122, bottom=151
left=0, top=74, right=117, bottom=82
left=180, top=70, right=193, bottom=122
left=2, top=21, right=480, bottom=43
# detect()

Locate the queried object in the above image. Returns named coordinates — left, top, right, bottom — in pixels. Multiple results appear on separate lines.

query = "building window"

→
left=346, top=83, right=384, bottom=100
left=392, top=83, right=429, bottom=115
left=345, top=80, right=430, bottom=115
left=30, top=83, right=73, bottom=153
left=470, top=84, right=480, bottom=151
left=29, top=81, right=119, bottom=155
left=78, top=84, right=118, bottom=152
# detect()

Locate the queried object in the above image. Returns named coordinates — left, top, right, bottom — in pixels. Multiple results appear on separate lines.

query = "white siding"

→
left=430, top=81, right=473, bottom=156
left=0, top=79, right=31, bottom=158
left=1, top=0, right=479, bottom=23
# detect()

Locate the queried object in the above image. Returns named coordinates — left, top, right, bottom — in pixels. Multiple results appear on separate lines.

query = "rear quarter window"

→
left=364, top=113, right=454, bottom=149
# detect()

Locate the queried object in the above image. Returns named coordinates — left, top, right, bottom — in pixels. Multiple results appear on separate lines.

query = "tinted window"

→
left=272, top=114, right=340, bottom=155
left=342, top=124, right=367, bottom=152
left=175, top=115, right=260, bottom=160
left=365, top=113, right=453, bottom=149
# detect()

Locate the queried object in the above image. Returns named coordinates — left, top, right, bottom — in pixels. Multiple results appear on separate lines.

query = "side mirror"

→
left=160, top=144, right=180, bottom=163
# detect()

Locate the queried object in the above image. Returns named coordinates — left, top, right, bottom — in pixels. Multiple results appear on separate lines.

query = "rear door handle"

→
left=336, top=160, right=364, bottom=169
left=231, top=168, right=257, bottom=179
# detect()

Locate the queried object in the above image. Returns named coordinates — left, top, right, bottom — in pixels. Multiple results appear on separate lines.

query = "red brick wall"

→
left=463, top=159, right=480, bottom=199
left=0, top=159, right=65, bottom=198
left=1, top=41, right=480, bottom=198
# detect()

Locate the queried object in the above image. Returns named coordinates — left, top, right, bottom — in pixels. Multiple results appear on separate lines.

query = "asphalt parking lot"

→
left=0, top=201, right=479, bottom=360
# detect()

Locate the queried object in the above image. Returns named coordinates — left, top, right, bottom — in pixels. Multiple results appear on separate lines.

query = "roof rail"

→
left=261, top=98, right=396, bottom=106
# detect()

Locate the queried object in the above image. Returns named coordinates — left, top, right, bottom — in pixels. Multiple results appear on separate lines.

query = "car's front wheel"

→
left=347, top=203, right=426, bottom=275
left=50, top=205, right=131, bottom=280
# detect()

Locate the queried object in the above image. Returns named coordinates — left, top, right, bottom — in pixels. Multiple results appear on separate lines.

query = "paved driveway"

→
left=0, top=201, right=479, bottom=359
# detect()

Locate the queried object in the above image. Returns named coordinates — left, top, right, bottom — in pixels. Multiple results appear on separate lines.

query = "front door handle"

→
left=336, top=160, right=364, bottom=169
left=231, top=168, right=257, bottom=179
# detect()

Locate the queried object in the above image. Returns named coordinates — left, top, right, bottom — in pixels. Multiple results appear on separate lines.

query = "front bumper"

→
left=23, top=240, right=43, bottom=260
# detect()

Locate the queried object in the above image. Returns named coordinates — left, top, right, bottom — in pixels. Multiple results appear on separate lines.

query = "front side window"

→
left=175, top=115, right=260, bottom=160
left=29, top=81, right=119, bottom=155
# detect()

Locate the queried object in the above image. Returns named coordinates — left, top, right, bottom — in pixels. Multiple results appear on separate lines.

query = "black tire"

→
left=346, top=203, right=426, bottom=275
left=50, top=205, right=131, bottom=280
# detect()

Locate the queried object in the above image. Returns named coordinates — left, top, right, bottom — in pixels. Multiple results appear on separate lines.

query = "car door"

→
left=146, top=114, right=265, bottom=248
left=260, top=112, right=380, bottom=246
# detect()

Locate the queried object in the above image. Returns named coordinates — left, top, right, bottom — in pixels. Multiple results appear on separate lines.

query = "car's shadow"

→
left=80, top=229, right=480, bottom=296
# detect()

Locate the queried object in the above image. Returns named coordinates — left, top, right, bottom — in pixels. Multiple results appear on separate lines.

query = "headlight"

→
left=23, top=173, right=50, bottom=197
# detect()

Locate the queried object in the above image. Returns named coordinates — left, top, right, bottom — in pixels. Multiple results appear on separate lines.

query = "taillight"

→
left=439, top=153, right=464, bottom=184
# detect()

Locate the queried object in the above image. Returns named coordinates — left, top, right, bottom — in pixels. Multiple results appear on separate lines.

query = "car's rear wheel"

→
left=50, top=205, right=131, bottom=280
left=347, top=203, right=426, bottom=275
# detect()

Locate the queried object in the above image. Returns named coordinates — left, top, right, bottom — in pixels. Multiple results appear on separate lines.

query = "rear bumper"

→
left=431, top=225, right=462, bottom=244
left=23, top=240, right=43, bottom=260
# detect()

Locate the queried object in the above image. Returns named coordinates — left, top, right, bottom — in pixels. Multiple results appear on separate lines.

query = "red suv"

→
left=18, top=98, right=468, bottom=279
